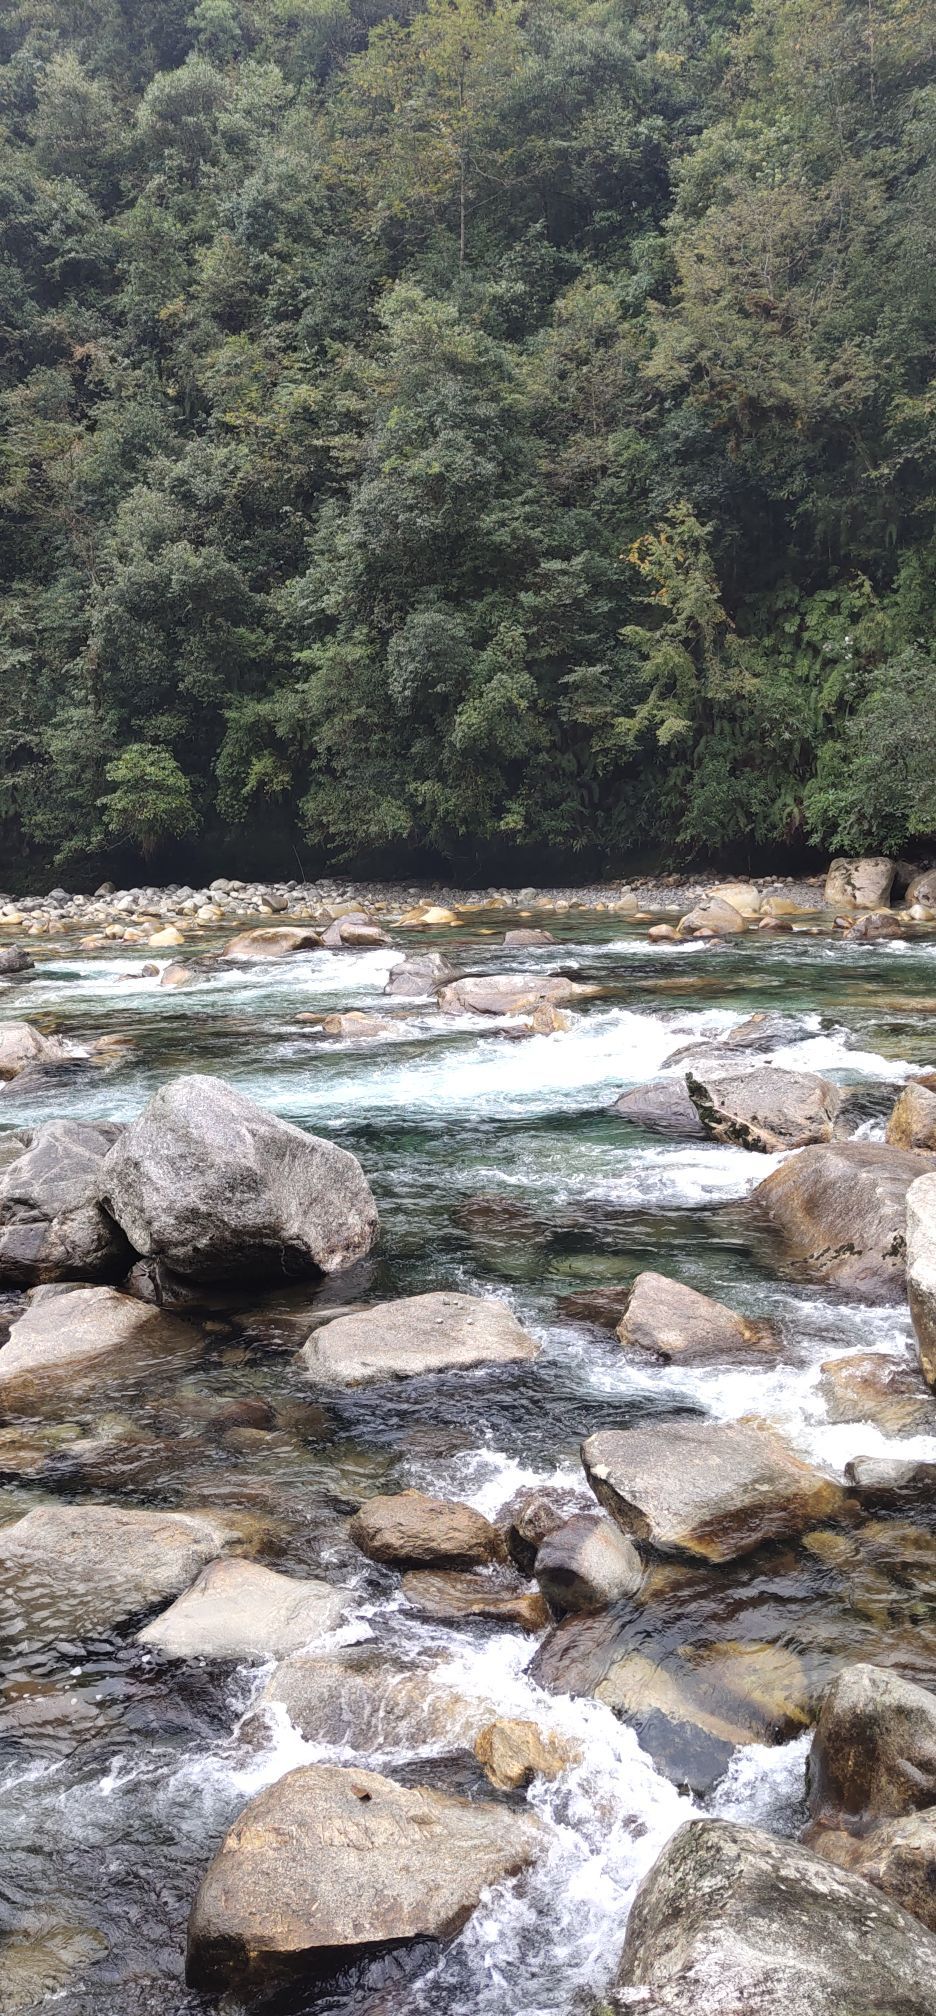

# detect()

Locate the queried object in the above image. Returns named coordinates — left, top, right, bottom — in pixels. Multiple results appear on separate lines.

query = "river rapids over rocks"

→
left=1, top=888, right=936, bottom=2014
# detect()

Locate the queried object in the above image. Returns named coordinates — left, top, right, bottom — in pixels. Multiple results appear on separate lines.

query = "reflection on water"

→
left=0, top=913, right=935, bottom=2012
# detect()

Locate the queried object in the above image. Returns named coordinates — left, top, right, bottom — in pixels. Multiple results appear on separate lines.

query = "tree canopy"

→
left=1, top=0, right=934, bottom=881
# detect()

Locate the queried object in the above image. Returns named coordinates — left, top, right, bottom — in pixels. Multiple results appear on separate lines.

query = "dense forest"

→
left=0, top=0, right=934, bottom=882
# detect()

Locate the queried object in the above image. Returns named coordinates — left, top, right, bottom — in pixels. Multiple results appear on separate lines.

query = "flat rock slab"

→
left=437, top=973, right=588, bottom=1016
left=138, top=1556, right=350, bottom=1660
left=582, top=1419, right=844, bottom=1563
left=686, top=1066, right=843, bottom=1152
left=753, top=1140, right=936, bottom=1300
left=807, top=1663, right=936, bottom=1827
left=0, top=1503, right=260, bottom=1642
left=615, top=1817, right=936, bottom=2016
left=252, top=1650, right=493, bottom=1752
left=98, top=1074, right=378, bottom=1283
left=615, top=1270, right=777, bottom=1365
left=609, top=1077, right=706, bottom=1138
left=302, top=1291, right=539, bottom=1387
left=0, top=1284, right=198, bottom=1397
left=186, top=1762, right=545, bottom=1994
left=349, top=1489, right=503, bottom=1567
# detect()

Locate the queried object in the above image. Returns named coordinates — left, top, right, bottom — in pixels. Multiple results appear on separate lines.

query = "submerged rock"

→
left=252, top=1649, right=491, bottom=1753
left=474, top=1717, right=580, bottom=1790
left=807, top=1663, right=936, bottom=1828
left=400, top=1568, right=549, bottom=1631
left=185, top=1762, right=545, bottom=1995
left=814, top=1811, right=936, bottom=1931
left=886, top=1080, right=936, bottom=1150
left=302, top=1291, right=538, bottom=1387
left=582, top=1419, right=844, bottom=1563
left=614, top=1816, right=936, bottom=2016
left=0, top=1283, right=198, bottom=1398
left=138, top=1556, right=349, bottom=1660
left=0, top=1119, right=132, bottom=1286
left=349, top=1489, right=504, bottom=1567
left=0, top=1503, right=261, bottom=1639
left=609, top=1076, right=706, bottom=1138
left=437, top=972, right=588, bottom=1016
left=98, top=1075, right=378, bottom=1283
left=534, top=1512, right=642, bottom=1614
left=907, top=1170, right=936, bottom=1387
left=752, top=1140, right=936, bottom=1300
left=825, top=856, right=896, bottom=909
left=614, top=1270, right=776, bottom=1365
left=686, top=1065, right=843, bottom=1152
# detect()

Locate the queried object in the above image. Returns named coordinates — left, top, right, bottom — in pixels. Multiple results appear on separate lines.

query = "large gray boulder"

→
left=582, top=1419, right=844, bottom=1563
left=615, top=1270, right=776, bottom=1364
left=609, top=1077, right=706, bottom=1138
left=0, top=1503, right=260, bottom=1641
left=97, top=1076, right=378, bottom=1283
left=534, top=1512, right=642, bottom=1614
left=138, top=1557, right=350, bottom=1660
left=807, top=1664, right=936, bottom=1828
left=0, top=1119, right=132, bottom=1286
left=614, top=1817, right=936, bottom=2015
left=322, top=912, right=389, bottom=948
left=687, top=1066, right=843, bottom=1152
left=904, top=869, right=936, bottom=907
left=221, top=926, right=321, bottom=960
left=384, top=952, right=455, bottom=996
left=0, top=1022, right=72, bottom=1080
left=825, top=856, right=896, bottom=909
left=186, top=1763, right=545, bottom=1994
left=302, top=1291, right=538, bottom=1387
left=907, top=1170, right=936, bottom=1387
left=753, top=1140, right=936, bottom=1300
left=0, top=1283, right=198, bottom=1397
left=437, top=973, right=588, bottom=1016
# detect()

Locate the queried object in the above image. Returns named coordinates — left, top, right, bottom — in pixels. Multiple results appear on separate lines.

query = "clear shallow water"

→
left=1, top=913, right=936, bottom=2013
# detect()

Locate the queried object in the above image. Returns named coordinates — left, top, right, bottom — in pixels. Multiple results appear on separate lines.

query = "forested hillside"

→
left=1, top=0, right=934, bottom=882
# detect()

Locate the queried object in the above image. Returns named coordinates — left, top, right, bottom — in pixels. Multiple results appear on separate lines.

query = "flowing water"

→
left=1, top=911, right=935, bottom=2014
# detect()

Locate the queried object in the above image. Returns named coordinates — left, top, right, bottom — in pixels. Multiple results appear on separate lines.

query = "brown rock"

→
left=302, top=1291, right=539, bottom=1387
left=437, top=973, right=589, bottom=1016
left=349, top=1489, right=503, bottom=1568
left=534, top=1513, right=642, bottom=1613
left=819, top=1351, right=935, bottom=1437
left=813, top=1811, right=936, bottom=1930
left=807, top=1663, right=936, bottom=1828
left=887, top=1082, right=936, bottom=1151
left=496, top=1484, right=589, bottom=1575
left=222, top=926, right=322, bottom=960
left=400, top=1569, right=549, bottom=1632
left=615, top=1271, right=776, bottom=1365
left=474, top=1718, right=580, bottom=1790
left=753, top=1140, right=936, bottom=1300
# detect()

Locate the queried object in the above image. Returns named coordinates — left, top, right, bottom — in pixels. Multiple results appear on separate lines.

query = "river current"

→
left=1, top=908, right=934, bottom=2014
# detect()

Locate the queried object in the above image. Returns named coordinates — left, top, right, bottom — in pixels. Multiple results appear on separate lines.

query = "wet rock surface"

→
left=137, top=1555, right=350, bottom=1660
left=349, top=1488, right=504, bottom=1566
left=614, top=1269, right=777, bottom=1364
left=807, top=1664, right=936, bottom=1827
left=753, top=1140, right=936, bottom=1299
left=686, top=1065, right=843, bottom=1152
left=302, top=1290, right=539, bottom=1386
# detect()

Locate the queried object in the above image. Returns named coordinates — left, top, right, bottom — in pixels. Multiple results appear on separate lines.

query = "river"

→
left=0, top=906, right=934, bottom=2014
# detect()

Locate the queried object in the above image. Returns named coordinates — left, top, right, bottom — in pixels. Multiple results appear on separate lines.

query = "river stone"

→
left=302, top=1291, right=538, bottom=1387
left=905, top=869, right=936, bottom=907
left=0, top=1022, right=71, bottom=1080
left=185, top=1762, right=545, bottom=1994
left=709, top=881, right=762, bottom=917
left=221, top=926, right=321, bottom=960
left=825, top=857, right=896, bottom=909
left=596, top=1639, right=810, bottom=1749
left=0, top=1283, right=198, bottom=1396
left=400, top=1569, right=550, bottom=1631
left=437, top=973, right=588, bottom=1016
left=615, top=1271, right=777, bottom=1365
left=907, top=1170, right=936, bottom=1386
left=502, top=927, right=556, bottom=947
left=582, top=1419, right=844, bottom=1563
left=138, top=1556, right=350, bottom=1660
left=846, top=908, right=907, bottom=941
left=0, top=945, right=33, bottom=975
left=496, top=1483, right=590, bottom=1575
left=614, top=1816, right=936, bottom=2016
left=609, top=1077, right=706, bottom=1138
left=349, top=1489, right=503, bottom=1567
left=818, top=1350, right=935, bottom=1437
left=556, top=1286, right=633, bottom=1328
left=887, top=1081, right=936, bottom=1150
left=384, top=952, right=454, bottom=996
left=322, top=912, right=389, bottom=948
left=474, top=1718, right=580, bottom=1790
left=534, top=1512, right=642, bottom=1614
left=0, top=1119, right=132, bottom=1287
left=752, top=1140, right=936, bottom=1300
left=807, top=1664, right=936, bottom=1827
left=320, top=1012, right=394, bottom=1039
left=97, top=1076, right=378, bottom=1283
left=844, top=1454, right=936, bottom=1507
left=722, top=1009, right=810, bottom=1051
left=0, top=1503, right=260, bottom=1639
left=251, top=1649, right=493, bottom=1753
left=678, top=896, right=747, bottom=935
left=686, top=1066, right=843, bottom=1152
left=813, top=1811, right=936, bottom=1931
